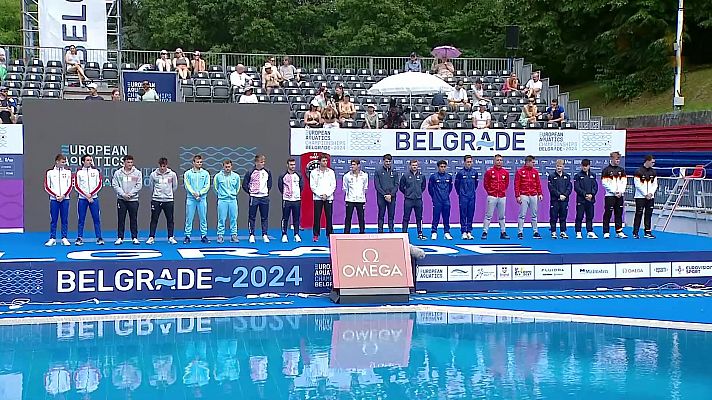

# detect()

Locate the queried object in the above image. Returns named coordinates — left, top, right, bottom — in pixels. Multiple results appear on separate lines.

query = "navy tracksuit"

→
left=573, top=170, right=598, bottom=233
left=428, top=172, right=454, bottom=233
left=455, top=168, right=478, bottom=233
left=374, top=166, right=399, bottom=233
left=399, top=170, right=426, bottom=235
left=548, top=171, right=572, bottom=232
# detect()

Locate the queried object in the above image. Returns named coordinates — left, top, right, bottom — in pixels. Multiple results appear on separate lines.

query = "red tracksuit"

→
left=514, top=166, right=543, bottom=197
left=484, top=166, right=509, bottom=198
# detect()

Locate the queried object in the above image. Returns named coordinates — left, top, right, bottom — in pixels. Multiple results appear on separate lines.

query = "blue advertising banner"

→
left=122, top=71, right=178, bottom=102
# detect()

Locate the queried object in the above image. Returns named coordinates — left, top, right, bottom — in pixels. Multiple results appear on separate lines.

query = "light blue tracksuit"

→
left=214, top=171, right=240, bottom=236
left=184, top=168, right=211, bottom=237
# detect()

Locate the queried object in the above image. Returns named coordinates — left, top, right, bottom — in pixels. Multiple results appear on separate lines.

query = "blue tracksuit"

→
left=548, top=171, right=572, bottom=232
left=399, top=170, right=427, bottom=234
left=455, top=167, right=479, bottom=233
left=214, top=171, right=240, bottom=236
left=184, top=168, right=211, bottom=237
left=428, top=171, right=454, bottom=233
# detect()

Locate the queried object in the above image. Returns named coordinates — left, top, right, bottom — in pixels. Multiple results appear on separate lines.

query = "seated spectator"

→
left=363, top=104, right=380, bottom=129
left=420, top=109, right=446, bottom=130
left=84, top=83, right=104, bottom=101
left=384, top=103, right=406, bottom=129
left=172, top=48, right=190, bottom=79
left=0, top=86, right=17, bottom=124
left=322, top=103, right=340, bottom=128
left=262, top=63, right=282, bottom=94
left=332, top=85, right=345, bottom=103
left=472, top=100, right=492, bottom=129
left=0, top=47, right=5, bottom=66
left=404, top=52, right=421, bottom=72
left=0, top=49, right=6, bottom=80
left=191, top=51, right=206, bottom=74
left=140, top=80, right=160, bottom=102
left=447, top=80, right=469, bottom=110
left=111, top=88, right=121, bottom=101
left=156, top=50, right=172, bottom=71
left=471, top=79, right=490, bottom=104
left=525, top=72, right=543, bottom=99
left=65, top=45, right=88, bottom=86
left=502, top=72, right=519, bottom=94
left=238, top=86, right=258, bottom=104
left=431, top=57, right=454, bottom=79
left=519, top=97, right=540, bottom=124
left=546, top=99, right=565, bottom=124
left=279, top=57, right=299, bottom=83
left=313, top=86, right=328, bottom=110
left=338, top=94, right=356, bottom=122
left=304, top=102, right=322, bottom=127
left=432, top=90, right=447, bottom=107
left=262, top=56, right=277, bottom=74
left=229, top=64, right=252, bottom=101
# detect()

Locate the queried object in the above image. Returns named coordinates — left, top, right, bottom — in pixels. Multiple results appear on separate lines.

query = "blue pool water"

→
left=0, top=312, right=710, bottom=399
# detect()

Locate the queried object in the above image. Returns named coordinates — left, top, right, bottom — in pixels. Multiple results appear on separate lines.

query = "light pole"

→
left=673, top=0, right=684, bottom=112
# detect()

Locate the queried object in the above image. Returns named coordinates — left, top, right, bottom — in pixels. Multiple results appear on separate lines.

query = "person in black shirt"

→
left=84, top=83, right=104, bottom=101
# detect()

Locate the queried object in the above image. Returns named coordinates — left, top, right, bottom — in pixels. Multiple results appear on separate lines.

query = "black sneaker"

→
left=417, top=234, right=427, bottom=240
left=75, top=238, right=84, bottom=246
left=201, top=236, right=210, bottom=244
left=183, top=236, right=191, bottom=244
left=633, top=233, right=640, bottom=239
left=644, top=232, right=656, bottom=239
left=533, top=232, right=542, bottom=239
left=481, top=232, right=488, bottom=240
left=500, top=232, right=510, bottom=240
left=517, top=232, right=524, bottom=240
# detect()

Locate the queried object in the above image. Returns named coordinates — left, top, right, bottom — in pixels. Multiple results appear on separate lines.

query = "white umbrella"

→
left=367, top=72, right=453, bottom=96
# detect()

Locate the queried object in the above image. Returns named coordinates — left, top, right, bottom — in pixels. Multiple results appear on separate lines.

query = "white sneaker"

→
left=44, top=238, right=56, bottom=246
left=587, top=232, right=598, bottom=239
left=249, top=235, right=256, bottom=243
left=431, top=232, right=437, bottom=240
left=576, top=232, right=583, bottom=239
left=462, top=232, right=469, bottom=240
left=466, top=232, right=474, bottom=240
left=444, top=232, right=453, bottom=240
left=132, top=238, right=140, bottom=245
left=282, top=234, right=288, bottom=243
left=294, top=234, right=302, bottom=242
left=114, top=238, right=123, bottom=245
left=60, top=238, right=71, bottom=246
left=603, top=233, right=610, bottom=239
left=146, top=237, right=155, bottom=245
left=616, top=232, right=628, bottom=239
left=168, top=237, right=178, bottom=244
left=263, top=235, right=270, bottom=243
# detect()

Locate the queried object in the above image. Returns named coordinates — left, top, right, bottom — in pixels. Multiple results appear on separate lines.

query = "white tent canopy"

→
left=366, top=72, right=453, bottom=96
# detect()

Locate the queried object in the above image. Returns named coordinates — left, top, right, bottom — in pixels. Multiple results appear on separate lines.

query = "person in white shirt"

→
left=44, top=154, right=73, bottom=246
left=278, top=158, right=304, bottom=243
left=156, top=50, right=173, bottom=72
left=74, top=154, right=104, bottom=246
left=309, top=154, right=336, bottom=241
left=343, top=159, right=369, bottom=234
left=238, top=86, right=258, bottom=104
left=447, top=80, right=469, bottom=110
left=525, top=72, right=543, bottom=99
left=472, top=100, right=492, bottom=129
left=229, top=64, right=252, bottom=101
left=140, top=80, right=160, bottom=102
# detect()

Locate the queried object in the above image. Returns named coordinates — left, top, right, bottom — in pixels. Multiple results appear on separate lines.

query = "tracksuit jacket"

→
left=309, top=168, right=336, bottom=201
left=483, top=166, right=509, bottom=198
left=634, top=166, right=657, bottom=198
left=184, top=168, right=211, bottom=199
left=149, top=168, right=178, bottom=201
left=277, top=171, right=304, bottom=201
left=601, top=164, right=627, bottom=196
left=428, top=172, right=453, bottom=205
left=514, top=166, right=543, bottom=197
left=573, top=170, right=598, bottom=202
left=374, top=166, right=399, bottom=198
left=547, top=171, right=572, bottom=200
left=73, top=167, right=102, bottom=199
left=242, top=168, right=272, bottom=197
left=399, top=170, right=426, bottom=199
left=343, top=171, right=369, bottom=203
left=112, top=167, right=143, bottom=200
left=455, top=168, right=479, bottom=199
left=45, top=166, right=73, bottom=200
left=213, top=171, right=240, bottom=200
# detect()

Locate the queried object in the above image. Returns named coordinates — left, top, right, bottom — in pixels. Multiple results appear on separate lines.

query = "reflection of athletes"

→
left=215, top=340, right=240, bottom=384
left=149, top=355, right=176, bottom=387
left=249, top=355, right=268, bottom=382
left=183, top=342, right=210, bottom=390
left=112, top=359, right=142, bottom=391
left=44, top=364, right=71, bottom=395
left=44, top=154, right=72, bottom=246
left=282, top=349, right=301, bottom=377
left=73, top=154, right=104, bottom=246
left=278, top=158, right=304, bottom=243
left=74, top=361, right=101, bottom=394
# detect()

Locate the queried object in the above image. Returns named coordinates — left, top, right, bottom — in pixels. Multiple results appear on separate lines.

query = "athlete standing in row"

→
left=73, top=154, right=104, bottom=245
left=44, top=154, right=73, bottom=246
left=277, top=158, right=303, bottom=243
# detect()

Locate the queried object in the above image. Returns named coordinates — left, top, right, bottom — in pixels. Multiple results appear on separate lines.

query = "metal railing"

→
left=624, top=176, right=712, bottom=212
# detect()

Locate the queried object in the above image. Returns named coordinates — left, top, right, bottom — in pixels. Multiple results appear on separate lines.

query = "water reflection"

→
left=0, top=312, right=709, bottom=399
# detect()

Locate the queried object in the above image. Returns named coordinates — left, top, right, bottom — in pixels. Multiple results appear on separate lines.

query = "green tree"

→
left=0, top=0, right=21, bottom=45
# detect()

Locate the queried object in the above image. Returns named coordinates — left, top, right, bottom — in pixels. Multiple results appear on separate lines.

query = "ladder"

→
left=653, top=165, right=707, bottom=234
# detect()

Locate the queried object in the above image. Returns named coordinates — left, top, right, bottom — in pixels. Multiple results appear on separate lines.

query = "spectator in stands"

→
left=363, top=104, right=380, bottom=129
left=140, top=80, right=160, bottom=102
left=420, top=109, right=445, bottom=129
left=314, top=86, right=328, bottom=110
left=502, top=72, right=519, bottom=94
left=238, top=86, right=258, bottom=104
left=338, top=94, right=356, bottom=123
left=322, top=103, right=340, bottom=128
left=472, top=100, right=492, bottom=129
left=84, top=83, right=104, bottom=101
left=262, top=63, right=282, bottom=94
left=525, top=71, right=542, bottom=98
left=229, top=64, right=252, bottom=101
left=172, top=48, right=190, bottom=79
left=111, top=88, right=121, bottom=101
left=546, top=99, right=566, bottom=125
left=384, top=101, right=406, bottom=129
left=447, top=80, right=469, bottom=110
left=64, top=45, right=88, bottom=86
left=262, top=56, right=277, bottom=74
left=191, top=51, right=206, bottom=74
left=333, top=85, right=344, bottom=103
left=431, top=57, right=454, bottom=79
left=0, top=86, right=17, bottom=124
left=304, top=103, right=322, bottom=127
left=156, top=50, right=172, bottom=72
left=0, top=47, right=5, bottom=66
left=279, top=57, right=299, bottom=83
left=405, top=52, right=421, bottom=72
left=520, top=97, right=540, bottom=124
left=431, top=90, right=447, bottom=107
left=471, top=79, right=490, bottom=104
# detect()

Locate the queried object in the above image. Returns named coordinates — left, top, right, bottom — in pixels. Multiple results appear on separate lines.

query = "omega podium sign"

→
left=329, top=233, right=414, bottom=304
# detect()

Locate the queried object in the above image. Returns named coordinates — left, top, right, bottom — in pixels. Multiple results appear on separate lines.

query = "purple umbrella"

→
left=431, top=45, right=461, bottom=59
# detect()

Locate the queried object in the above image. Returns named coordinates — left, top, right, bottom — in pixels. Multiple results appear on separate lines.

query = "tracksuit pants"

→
left=483, top=196, right=506, bottom=233
left=282, top=200, right=301, bottom=235
left=431, top=201, right=451, bottom=233
left=77, top=198, right=102, bottom=239
left=603, top=196, right=624, bottom=234
left=633, top=198, right=654, bottom=235
left=217, top=199, right=238, bottom=236
left=344, top=201, right=366, bottom=234
left=117, top=199, right=139, bottom=240
left=185, top=196, right=208, bottom=238
left=459, top=196, right=475, bottom=233
left=549, top=200, right=568, bottom=232
left=402, top=198, right=423, bottom=235
left=312, top=199, right=333, bottom=237
left=248, top=196, right=269, bottom=236
left=575, top=200, right=595, bottom=233
left=376, top=195, right=396, bottom=233
left=49, top=199, right=70, bottom=239
left=149, top=200, right=175, bottom=238
left=518, top=195, right=539, bottom=233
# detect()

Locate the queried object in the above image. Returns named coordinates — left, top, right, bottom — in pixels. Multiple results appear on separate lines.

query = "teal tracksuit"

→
left=214, top=171, right=240, bottom=236
left=184, top=168, right=211, bottom=237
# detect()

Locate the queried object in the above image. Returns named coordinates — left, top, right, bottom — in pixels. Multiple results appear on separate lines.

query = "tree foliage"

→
left=0, top=0, right=21, bottom=46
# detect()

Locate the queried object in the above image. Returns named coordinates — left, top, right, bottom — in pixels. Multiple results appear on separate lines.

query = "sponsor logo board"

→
left=447, top=265, right=472, bottom=281
left=571, top=264, right=616, bottom=280
left=615, top=263, right=651, bottom=279
left=534, top=265, right=572, bottom=280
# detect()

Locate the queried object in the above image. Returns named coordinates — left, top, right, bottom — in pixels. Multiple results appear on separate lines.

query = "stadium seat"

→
left=121, top=63, right=137, bottom=71
left=545, top=122, right=559, bottom=129
left=5, top=73, right=22, bottom=81
left=22, top=89, right=40, bottom=98
left=45, top=60, right=61, bottom=68
left=508, top=122, right=523, bottom=129
left=7, top=65, right=24, bottom=74
left=28, top=59, right=43, bottom=68
left=194, top=71, right=209, bottom=80
left=84, top=62, right=101, bottom=79
left=357, top=69, right=371, bottom=77
left=194, top=84, right=212, bottom=102
left=245, top=66, right=257, bottom=73
left=208, top=65, right=223, bottom=73
left=209, top=72, right=226, bottom=80
left=343, top=68, right=357, bottom=75
left=374, top=69, right=387, bottom=77
left=22, top=81, right=41, bottom=90
left=527, top=122, right=542, bottom=129
left=309, top=68, right=323, bottom=75
left=284, top=81, right=300, bottom=89
left=42, top=89, right=61, bottom=99
left=102, top=63, right=119, bottom=81
left=10, top=59, right=24, bottom=67
left=43, top=82, right=62, bottom=90
left=181, top=85, right=195, bottom=102
left=491, top=122, right=505, bottom=128
left=44, top=75, right=62, bottom=83
left=271, top=95, right=288, bottom=103
left=326, top=68, right=340, bottom=76
left=342, top=121, right=357, bottom=128
left=561, top=121, right=577, bottom=129
left=500, top=70, right=510, bottom=77
left=212, top=85, right=230, bottom=102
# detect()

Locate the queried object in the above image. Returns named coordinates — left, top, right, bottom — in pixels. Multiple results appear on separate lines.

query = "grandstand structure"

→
left=1, top=45, right=608, bottom=129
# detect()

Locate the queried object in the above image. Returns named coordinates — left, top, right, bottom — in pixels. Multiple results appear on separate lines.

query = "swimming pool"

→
left=0, top=311, right=710, bottom=399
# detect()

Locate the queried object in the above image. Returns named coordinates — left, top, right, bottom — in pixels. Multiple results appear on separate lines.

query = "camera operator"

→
left=383, top=99, right=408, bottom=129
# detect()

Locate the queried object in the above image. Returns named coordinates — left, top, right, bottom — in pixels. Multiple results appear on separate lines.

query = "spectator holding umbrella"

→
left=431, top=46, right=459, bottom=79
